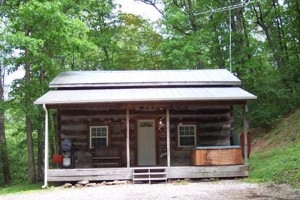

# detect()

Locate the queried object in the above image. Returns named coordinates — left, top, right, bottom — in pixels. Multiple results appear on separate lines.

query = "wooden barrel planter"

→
left=240, top=132, right=252, bottom=158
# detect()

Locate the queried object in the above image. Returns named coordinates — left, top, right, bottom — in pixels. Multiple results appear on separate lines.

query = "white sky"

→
left=114, top=0, right=161, bottom=21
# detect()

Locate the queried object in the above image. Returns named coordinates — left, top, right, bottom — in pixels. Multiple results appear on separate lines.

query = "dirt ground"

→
left=0, top=180, right=300, bottom=200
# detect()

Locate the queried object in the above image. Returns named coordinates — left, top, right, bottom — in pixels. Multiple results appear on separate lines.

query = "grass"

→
left=247, top=108, right=300, bottom=187
left=248, top=142, right=300, bottom=186
left=0, top=183, right=43, bottom=195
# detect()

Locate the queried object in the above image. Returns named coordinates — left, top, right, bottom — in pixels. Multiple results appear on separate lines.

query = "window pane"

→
left=92, top=138, right=107, bottom=147
left=90, top=126, right=108, bottom=148
left=180, top=137, right=195, bottom=146
left=178, top=125, right=196, bottom=146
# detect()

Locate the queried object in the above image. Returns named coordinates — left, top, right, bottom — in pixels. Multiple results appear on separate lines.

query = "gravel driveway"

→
left=1, top=180, right=299, bottom=200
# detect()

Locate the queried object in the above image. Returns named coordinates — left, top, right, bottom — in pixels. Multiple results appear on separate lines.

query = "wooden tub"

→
left=191, top=146, right=243, bottom=166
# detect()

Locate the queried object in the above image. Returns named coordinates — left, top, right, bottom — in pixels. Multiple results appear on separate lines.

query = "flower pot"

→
left=52, top=154, right=63, bottom=163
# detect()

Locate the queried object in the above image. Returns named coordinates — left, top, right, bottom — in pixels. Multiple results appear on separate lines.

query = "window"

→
left=89, top=126, right=108, bottom=148
left=178, top=124, right=196, bottom=147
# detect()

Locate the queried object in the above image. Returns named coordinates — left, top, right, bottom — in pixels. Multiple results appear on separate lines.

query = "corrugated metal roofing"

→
left=34, top=87, right=257, bottom=105
left=49, top=69, right=241, bottom=88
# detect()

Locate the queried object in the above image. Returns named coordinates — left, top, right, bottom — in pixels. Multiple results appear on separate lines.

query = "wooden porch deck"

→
left=47, top=165, right=249, bottom=182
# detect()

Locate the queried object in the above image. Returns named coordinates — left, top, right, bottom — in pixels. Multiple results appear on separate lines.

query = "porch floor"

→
left=47, top=165, right=249, bottom=182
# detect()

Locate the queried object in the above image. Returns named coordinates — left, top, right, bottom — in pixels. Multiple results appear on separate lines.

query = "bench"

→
left=92, top=147, right=122, bottom=167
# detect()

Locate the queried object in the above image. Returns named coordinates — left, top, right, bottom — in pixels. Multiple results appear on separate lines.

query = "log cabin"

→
left=34, top=69, right=256, bottom=187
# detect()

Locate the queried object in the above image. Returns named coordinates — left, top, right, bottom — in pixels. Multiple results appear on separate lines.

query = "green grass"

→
left=247, top=108, right=300, bottom=187
left=248, top=142, right=300, bottom=186
left=0, top=183, right=43, bottom=195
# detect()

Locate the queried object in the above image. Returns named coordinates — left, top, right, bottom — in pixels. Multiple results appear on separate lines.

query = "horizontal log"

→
left=60, top=109, right=127, bottom=116
left=198, top=140, right=230, bottom=146
left=61, top=134, right=87, bottom=140
left=199, top=131, right=231, bottom=137
left=61, top=125, right=86, bottom=131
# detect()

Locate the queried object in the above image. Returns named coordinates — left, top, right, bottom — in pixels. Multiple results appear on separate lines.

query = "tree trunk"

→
left=37, top=125, right=44, bottom=181
left=253, top=3, right=282, bottom=69
left=37, top=69, right=45, bottom=181
left=0, top=66, right=11, bottom=185
left=25, top=26, right=36, bottom=183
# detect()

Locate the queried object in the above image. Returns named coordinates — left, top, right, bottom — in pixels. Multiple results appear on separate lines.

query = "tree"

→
left=3, top=0, right=95, bottom=183
left=111, top=13, right=163, bottom=69
left=141, top=0, right=300, bottom=126
left=251, top=0, right=300, bottom=113
left=0, top=56, right=11, bottom=185
left=0, top=3, right=11, bottom=186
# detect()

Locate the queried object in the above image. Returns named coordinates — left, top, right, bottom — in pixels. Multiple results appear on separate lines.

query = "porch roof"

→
left=49, top=69, right=241, bottom=88
left=34, top=87, right=256, bottom=105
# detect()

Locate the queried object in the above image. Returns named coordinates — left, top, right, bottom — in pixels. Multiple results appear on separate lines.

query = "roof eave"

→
left=49, top=81, right=242, bottom=89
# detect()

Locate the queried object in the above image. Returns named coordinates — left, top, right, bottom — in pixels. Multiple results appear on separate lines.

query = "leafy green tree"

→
left=112, top=13, right=163, bottom=69
left=142, top=0, right=300, bottom=127
left=0, top=51, right=11, bottom=186
left=0, top=3, right=11, bottom=186
left=2, top=0, right=95, bottom=183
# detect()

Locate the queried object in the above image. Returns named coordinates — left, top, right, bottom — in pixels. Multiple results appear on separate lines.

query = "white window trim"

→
left=89, top=126, right=109, bottom=148
left=178, top=124, right=197, bottom=147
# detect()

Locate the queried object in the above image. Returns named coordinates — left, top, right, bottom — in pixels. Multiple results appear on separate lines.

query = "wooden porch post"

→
left=243, top=103, right=249, bottom=165
left=126, top=108, right=130, bottom=168
left=42, top=104, right=48, bottom=188
left=166, top=108, right=171, bottom=167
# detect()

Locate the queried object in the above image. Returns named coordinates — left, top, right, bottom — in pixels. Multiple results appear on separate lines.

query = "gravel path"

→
left=1, top=180, right=300, bottom=200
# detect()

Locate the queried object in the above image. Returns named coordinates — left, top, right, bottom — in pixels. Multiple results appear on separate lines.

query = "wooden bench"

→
left=92, top=147, right=122, bottom=167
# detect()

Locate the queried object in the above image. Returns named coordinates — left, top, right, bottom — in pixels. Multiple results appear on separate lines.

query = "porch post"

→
left=126, top=108, right=130, bottom=168
left=243, top=103, right=249, bottom=165
left=42, top=104, right=49, bottom=188
left=166, top=108, right=171, bottom=167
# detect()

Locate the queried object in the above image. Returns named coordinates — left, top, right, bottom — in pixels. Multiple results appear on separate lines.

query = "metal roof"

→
left=34, top=87, right=257, bottom=105
left=49, top=69, right=241, bottom=88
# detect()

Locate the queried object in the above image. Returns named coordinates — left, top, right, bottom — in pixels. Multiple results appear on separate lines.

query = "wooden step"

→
left=132, top=168, right=167, bottom=184
left=133, top=172, right=166, bottom=175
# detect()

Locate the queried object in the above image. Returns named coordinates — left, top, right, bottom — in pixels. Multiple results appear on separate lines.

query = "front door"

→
left=138, top=120, right=156, bottom=166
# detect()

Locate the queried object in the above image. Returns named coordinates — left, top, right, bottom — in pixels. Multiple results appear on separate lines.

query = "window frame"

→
left=89, top=125, right=109, bottom=149
left=177, top=124, right=197, bottom=147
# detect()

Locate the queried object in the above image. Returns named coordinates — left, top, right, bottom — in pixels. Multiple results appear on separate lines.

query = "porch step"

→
left=132, top=168, right=167, bottom=184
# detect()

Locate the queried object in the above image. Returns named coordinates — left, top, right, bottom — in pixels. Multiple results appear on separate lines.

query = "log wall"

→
left=56, top=105, right=233, bottom=168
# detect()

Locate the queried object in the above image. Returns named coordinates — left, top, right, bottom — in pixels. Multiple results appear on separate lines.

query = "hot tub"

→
left=191, top=146, right=243, bottom=166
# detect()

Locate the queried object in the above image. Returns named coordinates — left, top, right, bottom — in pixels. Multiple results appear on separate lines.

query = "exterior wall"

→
left=55, top=105, right=232, bottom=168
left=161, top=105, right=232, bottom=166
left=57, top=110, right=132, bottom=168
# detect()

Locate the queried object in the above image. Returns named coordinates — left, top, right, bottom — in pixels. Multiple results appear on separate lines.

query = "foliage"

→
left=248, top=108, right=300, bottom=187
left=154, top=0, right=300, bottom=127
left=0, top=182, right=42, bottom=195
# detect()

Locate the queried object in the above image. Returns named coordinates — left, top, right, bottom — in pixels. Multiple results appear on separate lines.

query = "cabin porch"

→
left=47, top=165, right=249, bottom=182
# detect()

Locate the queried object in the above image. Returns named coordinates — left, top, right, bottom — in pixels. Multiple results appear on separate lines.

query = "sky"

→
left=114, top=0, right=161, bottom=21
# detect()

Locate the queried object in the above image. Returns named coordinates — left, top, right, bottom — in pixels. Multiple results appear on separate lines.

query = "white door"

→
left=138, top=120, right=156, bottom=166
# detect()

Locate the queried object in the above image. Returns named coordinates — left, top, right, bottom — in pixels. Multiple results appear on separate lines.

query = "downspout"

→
left=42, top=104, right=49, bottom=189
